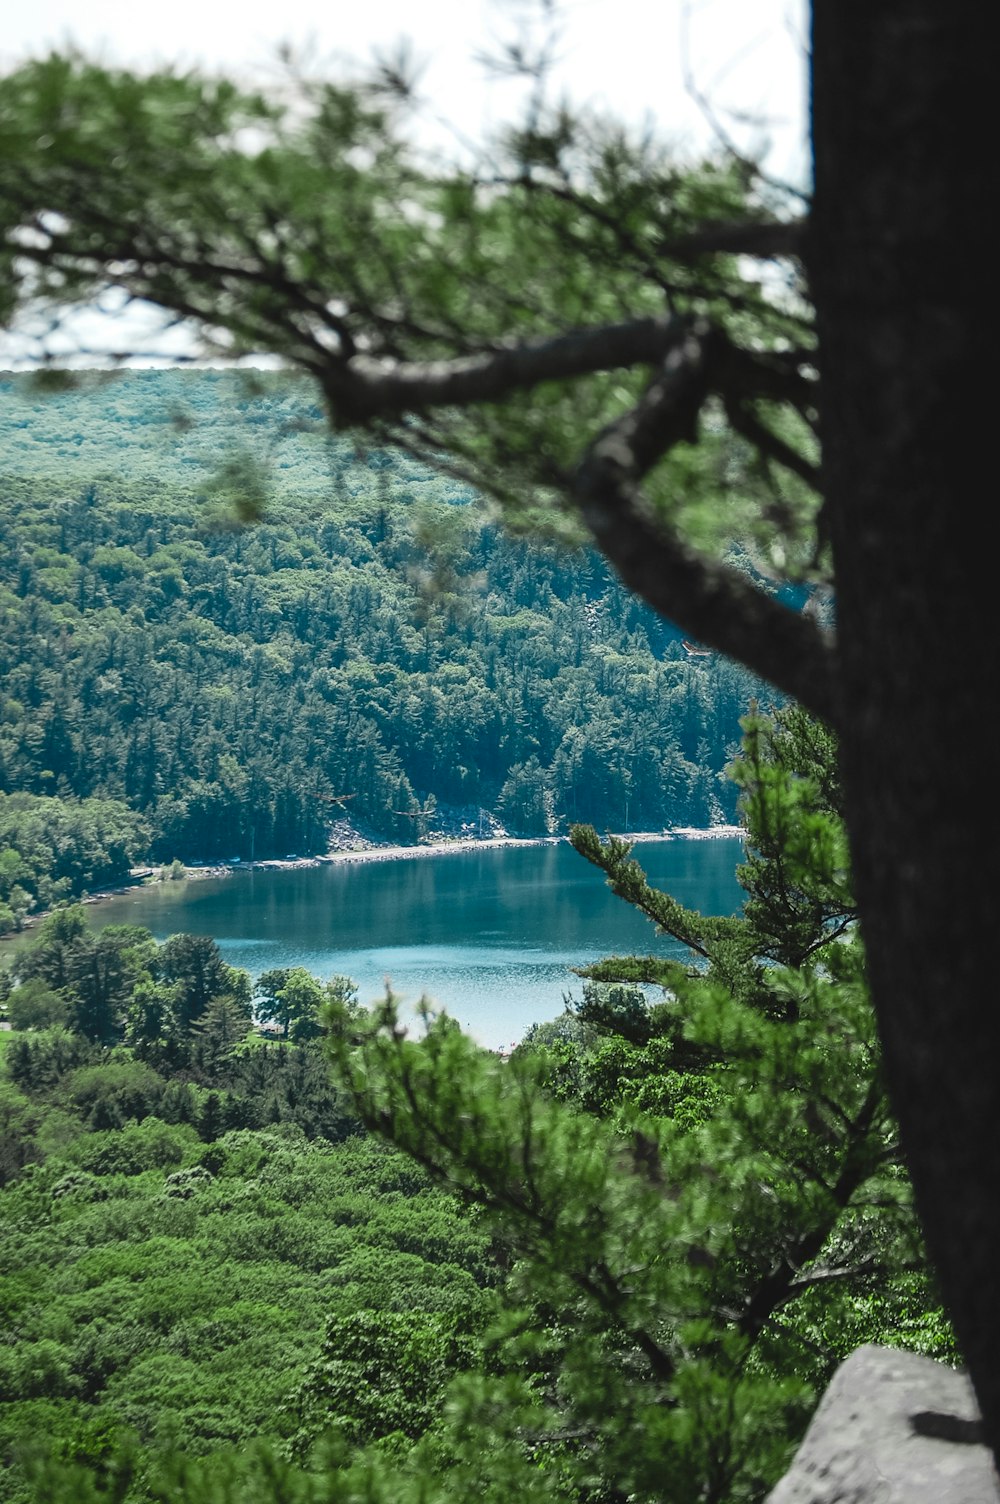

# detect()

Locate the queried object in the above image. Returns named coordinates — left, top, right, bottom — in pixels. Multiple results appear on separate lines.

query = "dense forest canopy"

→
left=0, top=367, right=775, bottom=927
left=0, top=710, right=955, bottom=1502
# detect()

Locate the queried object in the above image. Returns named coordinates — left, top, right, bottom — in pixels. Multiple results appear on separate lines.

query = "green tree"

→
left=191, top=994, right=254, bottom=1075
left=66, top=925, right=157, bottom=1044
left=323, top=711, right=944, bottom=1498
left=496, top=756, right=551, bottom=835
left=16, top=904, right=89, bottom=993
left=16, top=912, right=156, bottom=1043
left=122, top=977, right=182, bottom=1066
left=155, top=933, right=233, bottom=1034
left=288, top=1308, right=481, bottom=1459
left=5, top=978, right=70, bottom=1031
left=198, top=1089, right=225, bottom=1144
left=4, top=1025, right=94, bottom=1092
left=0, top=4, right=994, bottom=1452
left=255, top=967, right=326, bottom=1041
left=0, top=1080, right=45, bottom=1186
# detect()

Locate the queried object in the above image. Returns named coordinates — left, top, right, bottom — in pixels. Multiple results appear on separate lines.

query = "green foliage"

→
left=154, top=935, right=233, bottom=1035
left=255, top=968, right=327, bottom=1041
left=69, top=1117, right=200, bottom=1176
left=497, top=757, right=552, bottom=836
left=288, top=1307, right=482, bottom=1457
left=1, top=899, right=496, bottom=1504
left=5, top=1025, right=95, bottom=1091
left=321, top=711, right=949, bottom=1502
left=0, top=1104, right=494, bottom=1502
left=16, top=911, right=156, bottom=1044
left=190, top=998, right=254, bottom=1075
left=0, top=55, right=819, bottom=581
left=0, top=710, right=956, bottom=1503
left=0, top=369, right=774, bottom=874
left=0, top=1079, right=45, bottom=1187
left=733, top=707, right=855, bottom=968
left=4, top=977, right=70, bottom=1031
left=0, top=795, right=148, bottom=925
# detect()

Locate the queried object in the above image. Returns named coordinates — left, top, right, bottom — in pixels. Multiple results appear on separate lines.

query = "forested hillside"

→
left=0, top=369, right=772, bottom=925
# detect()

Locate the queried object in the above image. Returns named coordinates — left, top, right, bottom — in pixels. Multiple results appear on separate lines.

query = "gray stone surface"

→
left=766, top=1344, right=999, bottom=1504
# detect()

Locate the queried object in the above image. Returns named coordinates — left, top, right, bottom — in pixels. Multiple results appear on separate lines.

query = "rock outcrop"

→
left=766, top=1344, right=999, bottom=1503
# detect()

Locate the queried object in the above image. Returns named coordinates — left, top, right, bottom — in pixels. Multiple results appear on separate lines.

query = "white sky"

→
left=0, top=0, right=809, bottom=363
left=1, top=0, right=808, bottom=175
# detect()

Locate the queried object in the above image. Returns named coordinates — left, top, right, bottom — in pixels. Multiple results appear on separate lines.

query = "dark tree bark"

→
left=809, top=0, right=998, bottom=1458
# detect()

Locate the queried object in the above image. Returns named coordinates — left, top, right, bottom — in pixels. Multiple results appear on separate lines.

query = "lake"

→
left=89, top=837, right=746, bottom=1051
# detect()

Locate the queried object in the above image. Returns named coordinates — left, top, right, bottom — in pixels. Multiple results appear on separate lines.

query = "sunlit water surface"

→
left=90, top=838, right=745, bottom=1050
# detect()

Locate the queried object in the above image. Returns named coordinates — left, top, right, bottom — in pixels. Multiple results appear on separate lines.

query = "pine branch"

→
left=318, top=314, right=695, bottom=421
left=736, top=1077, right=887, bottom=1341
left=570, top=332, right=838, bottom=724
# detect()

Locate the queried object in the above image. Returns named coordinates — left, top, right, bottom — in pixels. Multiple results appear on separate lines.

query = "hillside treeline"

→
left=0, top=370, right=773, bottom=924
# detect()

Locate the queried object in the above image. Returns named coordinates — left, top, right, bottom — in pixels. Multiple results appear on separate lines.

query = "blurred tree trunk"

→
left=809, top=0, right=997, bottom=1459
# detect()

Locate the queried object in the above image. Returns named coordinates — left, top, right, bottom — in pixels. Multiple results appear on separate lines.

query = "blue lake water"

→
left=90, top=837, right=745, bottom=1051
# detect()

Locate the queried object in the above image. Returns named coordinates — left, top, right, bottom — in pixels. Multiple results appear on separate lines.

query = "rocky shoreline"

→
left=135, top=820, right=745, bottom=879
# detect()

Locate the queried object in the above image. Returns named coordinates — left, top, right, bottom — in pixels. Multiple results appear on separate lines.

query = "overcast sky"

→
left=1, top=1, right=808, bottom=364
left=1, top=0, right=808, bottom=176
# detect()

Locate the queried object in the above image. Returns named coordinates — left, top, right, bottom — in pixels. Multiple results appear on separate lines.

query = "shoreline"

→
left=4, top=825, right=745, bottom=938
left=174, top=823, right=745, bottom=875
left=316, top=824, right=744, bottom=868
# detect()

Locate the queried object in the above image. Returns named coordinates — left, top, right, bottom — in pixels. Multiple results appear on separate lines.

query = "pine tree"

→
left=323, top=710, right=945, bottom=1501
